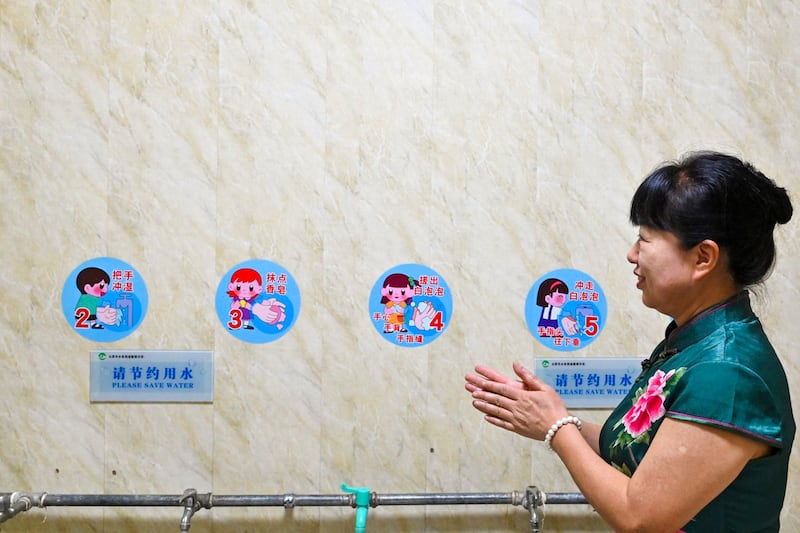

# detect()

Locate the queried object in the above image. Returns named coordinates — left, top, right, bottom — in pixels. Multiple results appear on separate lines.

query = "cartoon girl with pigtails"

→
left=380, top=273, right=419, bottom=333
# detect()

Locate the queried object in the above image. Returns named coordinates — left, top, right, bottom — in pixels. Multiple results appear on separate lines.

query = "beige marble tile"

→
left=2, top=1, right=800, bottom=532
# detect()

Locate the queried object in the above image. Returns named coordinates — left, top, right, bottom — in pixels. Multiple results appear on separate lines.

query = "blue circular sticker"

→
left=215, top=259, right=300, bottom=343
left=61, top=257, right=149, bottom=342
left=525, top=268, right=607, bottom=351
left=369, top=263, right=452, bottom=347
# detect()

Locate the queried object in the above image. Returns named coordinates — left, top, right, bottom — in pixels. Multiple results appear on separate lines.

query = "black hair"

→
left=629, top=151, right=792, bottom=287
left=536, top=278, right=568, bottom=306
left=76, top=267, right=111, bottom=294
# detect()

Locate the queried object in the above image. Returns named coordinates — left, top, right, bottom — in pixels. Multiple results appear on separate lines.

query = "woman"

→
left=465, top=152, right=794, bottom=532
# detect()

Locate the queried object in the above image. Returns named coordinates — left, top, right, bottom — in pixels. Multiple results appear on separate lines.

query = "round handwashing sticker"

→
left=215, top=259, right=300, bottom=344
left=61, top=257, right=149, bottom=342
left=369, top=263, right=452, bottom=347
left=525, top=268, right=607, bottom=351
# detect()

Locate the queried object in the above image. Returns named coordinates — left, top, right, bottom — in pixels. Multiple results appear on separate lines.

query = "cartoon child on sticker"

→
left=536, top=277, right=579, bottom=337
left=226, top=268, right=262, bottom=330
left=379, top=272, right=438, bottom=333
left=380, top=273, right=417, bottom=333
left=74, top=267, right=118, bottom=329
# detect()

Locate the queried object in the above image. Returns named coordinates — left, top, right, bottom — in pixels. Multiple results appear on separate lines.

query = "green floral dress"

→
left=599, top=292, right=795, bottom=532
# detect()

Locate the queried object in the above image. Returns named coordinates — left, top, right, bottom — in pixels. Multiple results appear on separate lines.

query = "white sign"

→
left=90, top=350, right=213, bottom=403
left=533, top=357, right=644, bottom=408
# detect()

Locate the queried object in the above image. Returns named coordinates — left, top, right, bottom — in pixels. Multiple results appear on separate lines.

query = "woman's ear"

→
left=693, top=239, right=721, bottom=278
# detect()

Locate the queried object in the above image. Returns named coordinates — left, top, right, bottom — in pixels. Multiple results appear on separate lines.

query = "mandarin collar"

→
left=639, top=291, right=752, bottom=375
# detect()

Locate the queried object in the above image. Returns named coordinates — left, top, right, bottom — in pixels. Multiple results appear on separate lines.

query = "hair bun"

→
left=748, top=163, right=793, bottom=226
left=770, top=185, right=793, bottom=225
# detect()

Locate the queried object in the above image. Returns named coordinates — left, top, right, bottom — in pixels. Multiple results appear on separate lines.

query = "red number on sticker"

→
left=228, top=308, right=243, bottom=329
left=584, top=315, right=599, bottom=337
left=431, top=311, right=445, bottom=332
left=75, top=307, right=90, bottom=328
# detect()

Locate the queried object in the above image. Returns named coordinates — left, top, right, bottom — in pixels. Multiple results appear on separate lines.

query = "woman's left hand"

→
left=465, top=361, right=569, bottom=441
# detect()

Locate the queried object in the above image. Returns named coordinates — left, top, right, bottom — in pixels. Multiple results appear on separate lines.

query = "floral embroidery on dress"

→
left=610, top=367, right=686, bottom=462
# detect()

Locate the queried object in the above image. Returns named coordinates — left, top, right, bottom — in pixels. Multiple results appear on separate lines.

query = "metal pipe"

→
left=0, top=488, right=588, bottom=531
left=0, top=490, right=584, bottom=509
left=525, top=486, right=542, bottom=533
left=542, top=492, right=588, bottom=505
left=179, top=489, right=208, bottom=532
left=372, top=491, right=524, bottom=506
left=41, top=494, right=181, bottom=506
left=210, top=494, right=351, bottom=507
left=0, top=492, right=39, bottom=524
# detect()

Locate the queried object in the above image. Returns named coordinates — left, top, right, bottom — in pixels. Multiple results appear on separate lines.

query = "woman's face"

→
left=627, top=226, right=697, bottom=320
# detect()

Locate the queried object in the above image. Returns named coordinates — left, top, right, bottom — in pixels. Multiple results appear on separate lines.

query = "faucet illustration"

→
left=341, top=483, right=370, bottom=533
left=115, top=294, right=133, bottom=327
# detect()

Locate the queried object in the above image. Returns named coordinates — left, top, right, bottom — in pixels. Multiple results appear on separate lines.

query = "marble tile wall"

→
left=1, top=1, right=798, bottom=532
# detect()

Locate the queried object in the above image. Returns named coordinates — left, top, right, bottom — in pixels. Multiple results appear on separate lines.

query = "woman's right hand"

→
left=465, top=361, right=569, bottom=441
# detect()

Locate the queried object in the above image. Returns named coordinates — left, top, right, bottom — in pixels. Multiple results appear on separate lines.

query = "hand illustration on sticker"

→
left=410, top=301, right=437, bottom=331
left=561, top=314, right=579, bottom=336
left=252, top=298, right=287, bottom=329
left=96, top=304, right=120, bottom=326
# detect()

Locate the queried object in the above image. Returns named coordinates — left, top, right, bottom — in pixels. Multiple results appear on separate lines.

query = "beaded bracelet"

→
left=543, top=415, right=582, bottom=450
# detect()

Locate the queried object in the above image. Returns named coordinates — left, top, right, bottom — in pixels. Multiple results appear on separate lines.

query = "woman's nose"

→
left=626, top=244, right=637, bottom=264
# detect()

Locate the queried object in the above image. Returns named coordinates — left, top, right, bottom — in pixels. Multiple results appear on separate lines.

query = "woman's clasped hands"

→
left=465, top=361, right=569, bottom=443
